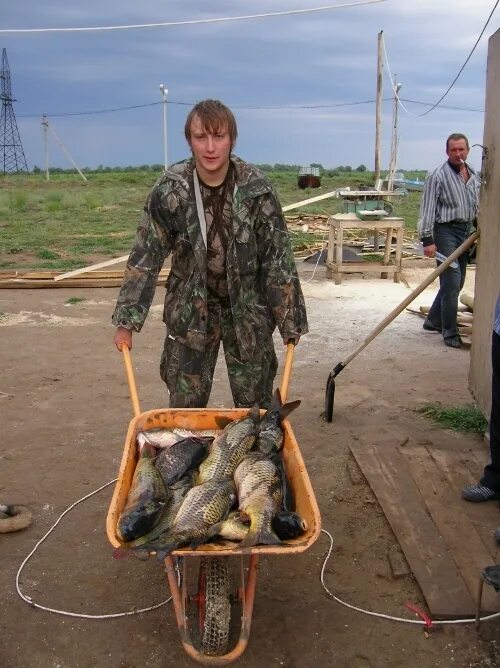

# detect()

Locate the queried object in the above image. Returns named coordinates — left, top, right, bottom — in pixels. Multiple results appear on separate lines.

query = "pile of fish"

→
left=115, top=390, right=307, bottom=560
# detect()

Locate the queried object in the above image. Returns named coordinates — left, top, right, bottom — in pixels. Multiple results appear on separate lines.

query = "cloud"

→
left=3, top=1, right=497, bottom=170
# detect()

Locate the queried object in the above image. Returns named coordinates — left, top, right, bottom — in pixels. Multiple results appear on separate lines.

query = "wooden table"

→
left=326, top=213, right=404, bottom=285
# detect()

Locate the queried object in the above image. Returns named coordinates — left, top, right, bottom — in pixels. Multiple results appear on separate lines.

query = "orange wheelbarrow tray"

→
left=105, top=346, right=321, bottom=665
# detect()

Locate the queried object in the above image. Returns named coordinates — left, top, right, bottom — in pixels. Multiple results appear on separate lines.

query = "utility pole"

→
left=42, top=117, right=87, bottom=182
left=374, top=30, right=383, bottom=188
left=159, top=84, right=168, bottom=169
left=387, top=79, right=402, bottom=192
left=42, top=115, right=49, bottom=180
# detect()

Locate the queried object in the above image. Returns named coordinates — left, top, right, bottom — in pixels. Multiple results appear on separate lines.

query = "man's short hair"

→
left=446, top=133, right=469, bottom=150
left=184, top=99, right=238, bottom=147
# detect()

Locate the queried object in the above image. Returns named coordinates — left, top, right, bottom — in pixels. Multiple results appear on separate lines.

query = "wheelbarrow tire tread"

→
left=199, top=557, right=231, bottom=656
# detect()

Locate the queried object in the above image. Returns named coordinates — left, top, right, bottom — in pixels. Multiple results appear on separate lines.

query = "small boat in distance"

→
left=381, top=171, right=426, bottom=192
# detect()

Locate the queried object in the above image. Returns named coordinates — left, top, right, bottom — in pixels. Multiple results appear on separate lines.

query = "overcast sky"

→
left=2, top=1, right=498, bottom=172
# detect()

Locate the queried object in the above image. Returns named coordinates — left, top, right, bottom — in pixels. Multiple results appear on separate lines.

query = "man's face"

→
left=189, top=115, right=232, bottom=184
left=446, top=138, right=469, bottom=166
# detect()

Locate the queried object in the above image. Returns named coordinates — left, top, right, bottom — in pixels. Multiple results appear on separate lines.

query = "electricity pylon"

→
left=0, top=48, right=29, bottom=174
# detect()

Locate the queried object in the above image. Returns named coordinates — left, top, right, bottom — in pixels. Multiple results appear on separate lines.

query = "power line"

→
left=399, top=97, right=484, bottom=114
left=418, top=0, right=499, bottom=115
left=0, top=1, right=387, bottom=34
left=383, top=0, right=499, bottom=117
left=16, top=96, right=484, bottom=119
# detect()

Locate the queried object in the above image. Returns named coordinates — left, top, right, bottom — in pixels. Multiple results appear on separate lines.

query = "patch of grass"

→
left=65, top=297, right=86, bottom=304
left=417, top=403, right=488, bottom=433
left=8, top=191, right=28, bottom=212
left=37, top=248, right=60, bottom=260
left=83, top=193, right=103, bottom=209
left=0, top=169, right=423, bottom=271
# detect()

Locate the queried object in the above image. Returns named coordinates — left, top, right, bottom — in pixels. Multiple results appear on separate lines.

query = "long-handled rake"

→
left=324, top=231, right=479, bottom=422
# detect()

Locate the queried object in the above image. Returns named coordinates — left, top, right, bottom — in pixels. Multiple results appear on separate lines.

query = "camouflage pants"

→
left=160, top=300, right=278, bottom=409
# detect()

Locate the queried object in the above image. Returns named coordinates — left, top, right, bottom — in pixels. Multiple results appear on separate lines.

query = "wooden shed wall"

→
left=469, top=29, right=500, bottom=415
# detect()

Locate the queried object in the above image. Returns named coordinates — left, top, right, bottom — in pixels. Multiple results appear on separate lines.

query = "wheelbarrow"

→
left=106, top=343, right=321, bottom=665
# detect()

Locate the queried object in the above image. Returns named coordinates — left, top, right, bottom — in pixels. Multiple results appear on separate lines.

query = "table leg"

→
left=394, top=225, right=403, bottom=283
left=326, top=223, right=335, bottom=279
left=381, top=226, right=393, bottom=279
left=334, top=225, right=343, bottom=284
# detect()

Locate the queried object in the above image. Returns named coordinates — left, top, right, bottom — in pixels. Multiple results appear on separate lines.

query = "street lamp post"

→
left=159, top=84, right=168, bottom=169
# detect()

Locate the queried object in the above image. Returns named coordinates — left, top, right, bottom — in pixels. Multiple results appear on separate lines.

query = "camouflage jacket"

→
left=112, top=156, right=308, bottom=360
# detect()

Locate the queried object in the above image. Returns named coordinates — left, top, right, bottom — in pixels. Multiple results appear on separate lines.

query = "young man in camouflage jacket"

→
left=112, top=99, right=308, bottom=408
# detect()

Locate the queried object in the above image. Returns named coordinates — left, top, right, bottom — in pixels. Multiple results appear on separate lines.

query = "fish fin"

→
left=270, top=388, right=282, bottom=410
left=279, top=399, right=301, bottom=421
left=249, top=404, right=261, bottom=421
left=139, top=441, right=157, bottom=459
left=138, top=532, right=189, bottom=560
left=239, top=525, right=282, bottom=549
left=206, top=522, right=223, bottom=539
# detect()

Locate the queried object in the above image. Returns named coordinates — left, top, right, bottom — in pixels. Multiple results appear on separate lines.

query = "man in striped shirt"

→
left=417, top=133, right=480, bottom=348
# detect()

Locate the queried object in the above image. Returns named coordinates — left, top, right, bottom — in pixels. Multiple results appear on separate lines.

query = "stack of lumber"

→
left=0, top=269, right=170, bottom=289
left=407, top=291, right=474, bottom=345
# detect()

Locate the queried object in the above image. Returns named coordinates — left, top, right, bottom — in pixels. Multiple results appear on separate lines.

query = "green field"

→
left=0, top=169, right=423, bottom=271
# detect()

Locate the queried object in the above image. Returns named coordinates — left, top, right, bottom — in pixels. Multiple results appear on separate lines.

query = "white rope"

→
left=1, top=1, right=387, bottom=34
left=302, top=229, right=329, bottom=283
left=17, top=479, right=499, bottom=627
left=15, top=479, right=172, bottom=619
left=320, top=528, right=500, bottom=626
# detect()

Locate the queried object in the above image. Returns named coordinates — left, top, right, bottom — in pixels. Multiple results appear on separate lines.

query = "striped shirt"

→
left=417, top=161, right=480, bottom=241
left=494, top=295, right=500, bottom=336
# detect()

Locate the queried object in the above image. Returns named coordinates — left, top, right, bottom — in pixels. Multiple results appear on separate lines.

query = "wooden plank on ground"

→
left=0, top=269, right=170, bottom=289
left=429, top=448, right=500, bottom=560
left=402, top=446, right=499, bottom=612
left=350, top=442, right=476, bottom=618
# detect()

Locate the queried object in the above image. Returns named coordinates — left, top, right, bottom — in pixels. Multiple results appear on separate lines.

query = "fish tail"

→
left=134, top=532, right=189, bottom=561
left=270, top=388, right=283, bottom=411
left=279, top=399, right=301, bottom=421
left=239, top=515, right=281, bottom=548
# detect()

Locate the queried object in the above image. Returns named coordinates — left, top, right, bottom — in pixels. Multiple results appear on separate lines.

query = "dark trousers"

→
left=160, top=300, right=278, bottom=409
left=427, top=222, right=469, bottom=341
left=481, top=331, right=500, bottom=491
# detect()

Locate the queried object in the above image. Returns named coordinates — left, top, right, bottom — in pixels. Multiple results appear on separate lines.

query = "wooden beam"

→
left=53, top=254, right=130, bottom=282
left=282, top=191, right=339, bottom=212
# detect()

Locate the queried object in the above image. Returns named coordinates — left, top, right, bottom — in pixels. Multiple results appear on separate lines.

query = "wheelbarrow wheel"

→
left=198, top=557, right=231, bottom=656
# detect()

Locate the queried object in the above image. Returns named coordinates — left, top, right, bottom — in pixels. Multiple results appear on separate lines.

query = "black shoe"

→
left=494, top=528, right=500, bottom=546
left=462, top=484, right=500, bottom=502
left=444, top=336, right=462, bottom=348
left=423, top=320, right=441, bottom=333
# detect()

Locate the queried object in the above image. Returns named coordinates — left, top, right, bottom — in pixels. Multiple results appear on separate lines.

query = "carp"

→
left=115, top=472, right=195, bottom=557
left=234, top=452, right=282, bottom=548
left=117, top=442, right=167, bottom=542
left=155, top=436, right=211, bottom=488
left=197, top=407, right=260, bottom=483
left=136, top=477, right=237, bottom=560
left=255, top=388, right=301, bottom=455
left=137, top=428, right=218, bottom=450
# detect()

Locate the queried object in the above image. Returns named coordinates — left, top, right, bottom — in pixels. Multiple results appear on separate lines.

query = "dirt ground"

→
left=1, top=258, right=500, bottom=668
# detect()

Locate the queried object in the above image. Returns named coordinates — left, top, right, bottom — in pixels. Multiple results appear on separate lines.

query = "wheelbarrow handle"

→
left=280, top=342, right=295, bottom=403
left=121, top=345, right=141, bottom=417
